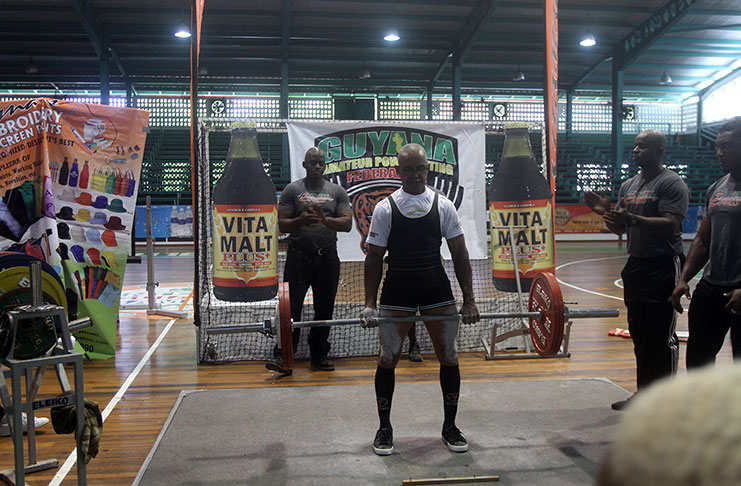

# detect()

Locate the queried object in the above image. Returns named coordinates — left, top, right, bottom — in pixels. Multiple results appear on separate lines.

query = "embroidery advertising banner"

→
left=0, top=98, right=149, bottom=358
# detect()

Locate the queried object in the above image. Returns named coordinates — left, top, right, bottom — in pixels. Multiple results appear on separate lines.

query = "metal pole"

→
left=505, top=224, right=531, bottom=352
left=30, top=261, right=42, bottom=308
left=120, top=196, right=187, bottom=318
left=145, top=196, right=156, bottom=308
left=144, top=196, right=187, bottom=318
left=292, top=309, right=618, bottom=328
left=204, top=309, right=620, bottom=335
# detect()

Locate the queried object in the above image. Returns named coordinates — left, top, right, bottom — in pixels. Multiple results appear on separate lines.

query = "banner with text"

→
left=554, top=205, right=608, bottom=233
left=0, top=98, right=149, bottom=358
left=287, top=122, right=487, bottom=262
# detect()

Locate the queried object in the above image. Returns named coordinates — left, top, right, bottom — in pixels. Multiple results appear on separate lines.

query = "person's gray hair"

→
left=398, top=143, right=427, bottom=160
left=599, top=365, right=741, bottom=486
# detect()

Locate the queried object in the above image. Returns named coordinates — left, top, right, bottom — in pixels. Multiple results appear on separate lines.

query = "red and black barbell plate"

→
left=278, top=282, right=293, bottom=371
left=528, top=272, right=565, bottom=357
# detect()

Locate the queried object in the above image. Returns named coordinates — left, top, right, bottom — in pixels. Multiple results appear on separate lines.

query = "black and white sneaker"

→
left=373, top=427, right=394, bottom=456
left=441, top=425, right=468, bottom=452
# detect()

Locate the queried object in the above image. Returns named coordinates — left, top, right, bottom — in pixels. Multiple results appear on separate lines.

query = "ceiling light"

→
left=384, top=29, right=400, bottom=42
left=579, top=29, right=596, bottom=47
left=513, top=67, right=525, bottom=82
left=174, top=23, right=191, bottom=38
left=25, top=58, right=39, bottom=74
left=198, top=64, right=208, bottom=75
left=660, top=70, right=672, bottom=84
left=358, top=66, right=371, bottom=79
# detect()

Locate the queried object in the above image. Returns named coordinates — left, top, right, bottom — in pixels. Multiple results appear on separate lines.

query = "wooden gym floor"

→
left=0, top=240, right=734, bottom=485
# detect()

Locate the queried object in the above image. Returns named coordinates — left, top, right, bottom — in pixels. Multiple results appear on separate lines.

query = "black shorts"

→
left=379, top=266, right=456, bottom=312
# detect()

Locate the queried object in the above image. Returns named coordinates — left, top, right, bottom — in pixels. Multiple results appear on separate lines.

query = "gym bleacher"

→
left=141, top=128, right=722, bottom=208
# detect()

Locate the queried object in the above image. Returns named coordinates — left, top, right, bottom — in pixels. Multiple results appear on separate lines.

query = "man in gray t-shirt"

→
left=268, top=147, right=352, bottom=372
left=672, top=116, right=741, bottom=367
left=585, top=129, right=689, bottom=410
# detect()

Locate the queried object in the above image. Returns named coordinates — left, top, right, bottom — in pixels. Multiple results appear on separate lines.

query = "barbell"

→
left=206, top=272, right=620, bottom=374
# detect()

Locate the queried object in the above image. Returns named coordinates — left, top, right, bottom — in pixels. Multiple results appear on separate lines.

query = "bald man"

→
left=270, top=147, right=352, bottom=371
left=361, top=143, right=479, bottom=455
left=585, top=130, right=689, bottom=410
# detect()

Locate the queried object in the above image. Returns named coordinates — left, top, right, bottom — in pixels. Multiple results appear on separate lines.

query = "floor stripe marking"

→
left=50, top=290, right=194, bottom=486
left=555, top=256, right=626, bottom=302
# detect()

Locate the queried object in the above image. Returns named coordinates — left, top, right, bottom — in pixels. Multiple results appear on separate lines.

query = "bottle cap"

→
left=505, top=122, right=529, bottom=130
left=231, top=121, right=257, bottom=130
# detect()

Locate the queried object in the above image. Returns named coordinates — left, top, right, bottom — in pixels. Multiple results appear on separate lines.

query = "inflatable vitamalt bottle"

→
left=489, top=122, right=554, bottom=292
left=211, top=123, right=278, bottom=302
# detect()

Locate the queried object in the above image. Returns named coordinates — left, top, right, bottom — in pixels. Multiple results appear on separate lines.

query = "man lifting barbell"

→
left=361, top=143, right=480, bottom=456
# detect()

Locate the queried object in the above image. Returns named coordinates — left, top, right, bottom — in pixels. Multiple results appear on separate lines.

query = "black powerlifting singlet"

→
left=386, top=192, right=443, bottom=272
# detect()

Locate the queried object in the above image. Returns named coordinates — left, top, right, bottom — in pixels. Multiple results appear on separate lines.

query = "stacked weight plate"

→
left=0, top=252, right=67, bottom=359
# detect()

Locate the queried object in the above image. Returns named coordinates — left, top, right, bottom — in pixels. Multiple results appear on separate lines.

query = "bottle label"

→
left=489, top=198, right=554, bottom=279
left=212, top=204, right=278, bottom=288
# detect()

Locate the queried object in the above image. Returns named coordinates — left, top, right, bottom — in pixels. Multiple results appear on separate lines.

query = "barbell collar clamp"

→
left=205, top=320, right=272, bottom=336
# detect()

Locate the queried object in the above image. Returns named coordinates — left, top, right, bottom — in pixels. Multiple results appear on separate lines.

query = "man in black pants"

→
left=671, top=116, right=741, bottom=366
left=361, top=143, right=479, bottom=455
left=270, top=147, right=352, bottom=371
left=585, top=130, right=689, bottom=410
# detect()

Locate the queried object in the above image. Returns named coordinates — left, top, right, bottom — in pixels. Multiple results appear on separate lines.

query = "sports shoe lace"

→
left=443, top=425, right=466, bottom=445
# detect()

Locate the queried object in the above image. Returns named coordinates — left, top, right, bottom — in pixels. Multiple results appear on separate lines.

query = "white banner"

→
left=286, top=122, right=487, bottom=262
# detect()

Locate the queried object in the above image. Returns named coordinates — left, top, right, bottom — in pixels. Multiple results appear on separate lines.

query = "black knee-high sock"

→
left=375, top=366, right=395, bottom=429
left=440, top=364, right=460, bottom=429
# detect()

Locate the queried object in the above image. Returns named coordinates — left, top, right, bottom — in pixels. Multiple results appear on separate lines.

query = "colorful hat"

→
left=107, top=198, right=127, bottom=213
left=70, top=245, right=85, bottom=263
left=86, top=228, right=102, bottom=245
left=86, top=247, right=102, bottom=266
left=70, top=225, right=86, bottom=243
left=74, top=192, right=94, bottom=205
left=92, top=195, right=109, bottom=209
left=104, top=216, right=126, bottom=231
left=73, top=208, right=90, bottom=222
left=56, top=206, right=75, bottom=221
left=101, top=250, right=117, bottom=267
left=58, top=242, right=69, bottom=260
left=59, top=188, right=76, bottom=202
left=89, top=211, right=108, bottom=225
left=24, top=239, right=44, bottom=261
left=102, top=229, right=117, bottom=247
left=57, top=222, right=70, bottom=240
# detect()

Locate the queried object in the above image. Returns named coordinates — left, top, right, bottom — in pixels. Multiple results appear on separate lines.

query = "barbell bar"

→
left=206, top=306, right=617, bottom=335
left=206, top=307, right=617, bottom=334
left=206, top=272, right=621, bottom=368
left=292, top=308, right=618, bottom=329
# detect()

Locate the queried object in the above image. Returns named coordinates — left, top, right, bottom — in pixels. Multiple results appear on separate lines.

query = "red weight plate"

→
left=528, top=272, right=565, bottom=357
left=278, top=282, right=293, bottom=372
